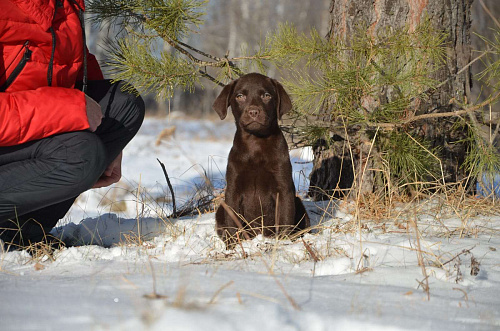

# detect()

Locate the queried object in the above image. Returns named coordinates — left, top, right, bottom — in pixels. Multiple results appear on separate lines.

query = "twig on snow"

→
left=157, top=158, right=177, bottom=217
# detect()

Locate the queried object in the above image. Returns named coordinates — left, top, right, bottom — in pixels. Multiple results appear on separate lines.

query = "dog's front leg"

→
left=217, top=163, right=248, bottom=249
left=216, top=194, right=243, bottom=249
left=274, top=186, right=296, bottom=238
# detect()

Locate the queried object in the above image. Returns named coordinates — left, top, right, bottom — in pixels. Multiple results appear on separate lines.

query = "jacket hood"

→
left=11, top=0, right=85, bottom=31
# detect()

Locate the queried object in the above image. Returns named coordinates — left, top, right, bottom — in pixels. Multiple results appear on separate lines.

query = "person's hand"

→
left=85, top=94, right=103, bottom=132
left=93, top=152, right=122, bottom=188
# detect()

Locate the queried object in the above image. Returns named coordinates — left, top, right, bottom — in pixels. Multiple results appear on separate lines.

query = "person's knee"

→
left=53, top=132, right=107, bottom=191
left=112, top=81, right=145, bottom=135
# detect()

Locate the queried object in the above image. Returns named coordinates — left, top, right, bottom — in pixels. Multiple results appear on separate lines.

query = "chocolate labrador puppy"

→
left=213, top=73, right=309, bottom=249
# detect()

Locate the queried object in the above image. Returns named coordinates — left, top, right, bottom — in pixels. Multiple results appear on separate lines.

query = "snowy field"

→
left=1, top=115, right=500, bottom=331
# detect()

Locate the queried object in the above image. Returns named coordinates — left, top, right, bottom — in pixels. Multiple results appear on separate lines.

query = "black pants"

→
left=0, top=80, right=145, bottom=246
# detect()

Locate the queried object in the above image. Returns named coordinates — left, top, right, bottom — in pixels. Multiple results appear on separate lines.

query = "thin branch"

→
left=163, top=37, right=217, bottom=67
left=176, top=39, right=223, bottom=62
left=138, top=12, right=227, bottom=70
left=441, top=246, right=477, bottom=266
left=406, top=91, right=500, bottom=123
left=479, top=0, right=500, bottom=29
left=302, top=92, right=500, bottom=130
left=198, top=70, right=225, bottom=87
left=157, top=158, right=177, bottom=217
left=164, top=37, right=245, bottom=82
left=365, top=90, right=500, bottom=129
left=433, top=49, right=490, bottom=90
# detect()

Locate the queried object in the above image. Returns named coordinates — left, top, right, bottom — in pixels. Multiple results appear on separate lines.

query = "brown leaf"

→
left=34, top=263, right=45, bottom=271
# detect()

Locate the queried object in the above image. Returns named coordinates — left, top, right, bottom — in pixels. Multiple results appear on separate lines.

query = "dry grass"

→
left=2, top=155, right=498, bottom=305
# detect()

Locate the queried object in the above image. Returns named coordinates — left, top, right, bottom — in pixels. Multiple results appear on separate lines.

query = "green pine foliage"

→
left=259, top=21, right=447, bottom=124
left=87, top=0, right=206, bottom=40
left=379, top=131, right=441, bottom=189
left=87, top=0, right=208, bottom=98
left=477, top=29, right=500, bottom=90
left=104, top=37, right=199, bottom=98
left=463, top=123, right=500, bottom=179
left=466, top=28, right=500, bottom=182
left=255, top=21, right=447, bottom=189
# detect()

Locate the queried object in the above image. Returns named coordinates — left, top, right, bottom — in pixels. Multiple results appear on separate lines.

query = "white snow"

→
left=1, top=115, right=499, bottom=331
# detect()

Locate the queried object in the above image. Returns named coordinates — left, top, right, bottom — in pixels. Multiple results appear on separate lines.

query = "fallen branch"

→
left=441, top=246, right=477, bottom=266
left=157, top=158, right=177, bottom=217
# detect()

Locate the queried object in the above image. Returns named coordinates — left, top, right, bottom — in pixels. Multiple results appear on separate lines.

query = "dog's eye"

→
left=262, top=92, right=272, bottom=100
left=236, top=94, right=246, bottom=101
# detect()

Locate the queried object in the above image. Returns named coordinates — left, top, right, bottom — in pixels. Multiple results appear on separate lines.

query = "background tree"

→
left=307, top=0, right=475, bottom=200
left=263, top=0, right=500, bottom=201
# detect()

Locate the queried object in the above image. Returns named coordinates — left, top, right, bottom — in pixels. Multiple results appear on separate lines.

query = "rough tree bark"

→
left=309, top=0, right=473, bottom=200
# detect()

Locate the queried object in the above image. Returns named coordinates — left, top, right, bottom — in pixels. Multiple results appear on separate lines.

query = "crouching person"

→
left=0, top=0, right=145, bottom=251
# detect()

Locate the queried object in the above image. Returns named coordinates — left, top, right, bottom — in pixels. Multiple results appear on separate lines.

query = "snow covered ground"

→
left=1, top=116, right=499, bottom=331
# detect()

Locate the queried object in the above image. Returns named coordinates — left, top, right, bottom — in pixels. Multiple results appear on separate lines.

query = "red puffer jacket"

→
left=0, top=0, right=103, bottom=146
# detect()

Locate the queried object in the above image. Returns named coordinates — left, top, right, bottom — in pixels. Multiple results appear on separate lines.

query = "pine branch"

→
left=389, top=91, right=500, bottom=128
left=198, top=70, right=224, bottom=87
left=293, top=90, right=500, bottom=136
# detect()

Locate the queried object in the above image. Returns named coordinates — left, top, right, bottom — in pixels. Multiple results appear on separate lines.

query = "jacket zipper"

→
left=0, top=41, right=32, bottom=92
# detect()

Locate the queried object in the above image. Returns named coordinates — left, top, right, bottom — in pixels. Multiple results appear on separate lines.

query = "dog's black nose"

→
left=248, top=108, right=259, bottom=118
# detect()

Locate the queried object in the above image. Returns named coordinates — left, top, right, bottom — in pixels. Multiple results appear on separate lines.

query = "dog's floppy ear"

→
left=272, top=79, right=293, bottom=120
left=212, top=80, right=236, bottom=120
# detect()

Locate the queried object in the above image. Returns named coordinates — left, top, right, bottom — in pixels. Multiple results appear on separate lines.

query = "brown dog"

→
left=213, top=73, right=309, bottom=249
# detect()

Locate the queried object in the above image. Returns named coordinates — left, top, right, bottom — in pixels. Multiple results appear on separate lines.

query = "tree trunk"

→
left=309, top=0, right=473, bottom=200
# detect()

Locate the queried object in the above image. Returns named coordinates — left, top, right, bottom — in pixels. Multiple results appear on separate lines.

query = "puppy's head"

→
left=212, top=73, right=292, bottom=136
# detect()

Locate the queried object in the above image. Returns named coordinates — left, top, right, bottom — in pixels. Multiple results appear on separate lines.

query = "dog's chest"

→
left=228, top=150, right=282, bottom=191
left=233, top=167, right=281, bottom=222
left=239, top=165, right=278, bottom=193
